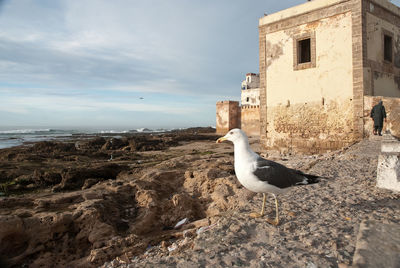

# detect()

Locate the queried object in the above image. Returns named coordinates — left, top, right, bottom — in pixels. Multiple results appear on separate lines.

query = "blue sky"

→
left=0, top=0, right=399, bottom=130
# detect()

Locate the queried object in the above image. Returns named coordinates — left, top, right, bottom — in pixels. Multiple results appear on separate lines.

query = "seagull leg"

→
left=266, top=194, right=279, bottom=226
left=249, top=193, right=266, bottom=218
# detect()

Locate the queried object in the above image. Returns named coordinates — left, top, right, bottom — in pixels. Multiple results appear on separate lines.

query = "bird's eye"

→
left=229, top=132, right=233, bottom=135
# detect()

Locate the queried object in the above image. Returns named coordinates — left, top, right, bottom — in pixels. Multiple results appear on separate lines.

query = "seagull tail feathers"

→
left=302, top=173, right=320, bottom=184
left=294, top=170, right=320, bottom=185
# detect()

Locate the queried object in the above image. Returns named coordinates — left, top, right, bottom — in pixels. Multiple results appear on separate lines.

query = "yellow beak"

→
left=216, top=137, right=227, bottom=143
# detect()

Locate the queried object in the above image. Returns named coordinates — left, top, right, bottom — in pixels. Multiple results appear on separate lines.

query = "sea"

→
left=0, top=127, right=171, bottom=149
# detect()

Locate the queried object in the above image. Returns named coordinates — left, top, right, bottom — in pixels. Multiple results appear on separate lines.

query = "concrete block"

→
left=381, top=134, right=400, bottom=153
left=377, top=134, right=400, bottom=192
left=353, top=220, right=400, bottom=268
left=377, top=153, right=400, bottom=192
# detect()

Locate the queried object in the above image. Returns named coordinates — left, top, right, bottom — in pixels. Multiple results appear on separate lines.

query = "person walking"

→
left=370, top=100, right=387, bottom=136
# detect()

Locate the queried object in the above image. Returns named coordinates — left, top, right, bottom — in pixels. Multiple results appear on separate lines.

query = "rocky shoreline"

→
left=1, top=129, right=399, bottom=267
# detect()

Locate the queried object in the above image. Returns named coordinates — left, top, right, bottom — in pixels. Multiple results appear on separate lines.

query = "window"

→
left=293, top=32, right=316, bottom=70
left=384, top=34, right=393, bottom=62
left=298, top=38, right=311, bottom=63
left=246, top=97, right=250, bottom=102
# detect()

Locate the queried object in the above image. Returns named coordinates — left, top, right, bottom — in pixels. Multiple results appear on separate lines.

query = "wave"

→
left=0, top=129, right=67, bottom=135
left=97, top=128, right=170, bottom=134
left=99, top=130, right=129, bottom=134
left=0, top=129, right=80, bottom=138
left=0, top=129, right=49, bottom=134
left=0, top=128, right=172, bottom=136
left=135, top=128, right=152, bottom=133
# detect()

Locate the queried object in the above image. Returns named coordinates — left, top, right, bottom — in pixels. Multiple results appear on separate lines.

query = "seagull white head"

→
left=216, top=128, right=247, bottom=144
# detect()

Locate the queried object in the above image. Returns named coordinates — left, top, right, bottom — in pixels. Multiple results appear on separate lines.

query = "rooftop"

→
left=259, top=0, right=400, bottom=26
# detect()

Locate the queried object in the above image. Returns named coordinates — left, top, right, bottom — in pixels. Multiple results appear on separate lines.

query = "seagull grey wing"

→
left=253, top=157, right=304, bottom=188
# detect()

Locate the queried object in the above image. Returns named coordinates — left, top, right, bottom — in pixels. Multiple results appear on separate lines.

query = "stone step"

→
left=353, top=220, right=400, bottom=268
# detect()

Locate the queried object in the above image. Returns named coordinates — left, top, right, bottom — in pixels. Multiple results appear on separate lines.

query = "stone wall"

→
left=240, top=105, right=260, bottom=136
left=266, top=99, right=355, bottom=154
left=216, top=102, right=260, bottom=136
left=364, top=96, right=400, bottom=138
left=216, top=101, right=240, bottom=135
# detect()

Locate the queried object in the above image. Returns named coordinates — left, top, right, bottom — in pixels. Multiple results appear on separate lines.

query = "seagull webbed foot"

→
left=266, top=218, right=279, bottom=226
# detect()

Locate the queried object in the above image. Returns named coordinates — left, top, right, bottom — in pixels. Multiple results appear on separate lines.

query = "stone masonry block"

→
left=381, top=135, right=400, bottom=153
left=377, top=145, right=400, bottom=191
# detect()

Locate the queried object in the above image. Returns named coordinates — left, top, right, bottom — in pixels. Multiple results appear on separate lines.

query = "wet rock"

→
left=76, top=137, right=107, bottom=150
left=33, top=171, right=62, bottom=186
left=30, top=141, right=77, bottom=154
left=82, top=178, right=101, bottom=190
left=56, top=164, right=127, bottom=191
left=101, top=138, right=128, bottom=151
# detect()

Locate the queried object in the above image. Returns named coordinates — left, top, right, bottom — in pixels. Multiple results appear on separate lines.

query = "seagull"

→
left=216, top=128, right=319, bottom=225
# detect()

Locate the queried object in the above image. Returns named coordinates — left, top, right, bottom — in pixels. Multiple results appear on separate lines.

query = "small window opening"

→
left=298, top=38, right=311, bottom=64
left=384, top=35, right=393, bottom=62
left=246, top=97, right=250, bottom=102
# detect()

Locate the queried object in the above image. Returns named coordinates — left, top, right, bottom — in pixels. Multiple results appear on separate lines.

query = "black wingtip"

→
left=295, top=170, right=320, bottom=184
left=304, top=174, right=320, bottom=184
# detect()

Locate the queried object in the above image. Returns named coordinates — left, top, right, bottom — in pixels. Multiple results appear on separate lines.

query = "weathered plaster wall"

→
left=241, top=88, right=260, bottom=106
left=365, top=12, right=399, bottom=64
left=240, top=106, right=260, bottom=136
left=265, top=12, right=353, bottom=106
left=263, top=11, right=355, bottom=153
left=364, top=96, right=400, bottom=138
left=364, top=7, right=400, bottom=97
left=373, top=72, right=400, bottom=96
left=216, top=101, right=240, bottom=135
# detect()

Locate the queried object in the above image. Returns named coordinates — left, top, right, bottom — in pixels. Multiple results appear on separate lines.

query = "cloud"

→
left=0, top=0, right=306, bottom=127
left=0, top=0, right=260, bottom=95
left=1, top=94, right=198, bottom=115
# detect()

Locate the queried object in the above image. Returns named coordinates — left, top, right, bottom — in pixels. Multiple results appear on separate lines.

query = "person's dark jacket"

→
left=370, top=101, right=387, bottom=127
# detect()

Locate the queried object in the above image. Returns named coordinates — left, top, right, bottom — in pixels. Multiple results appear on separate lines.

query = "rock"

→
left=82, top=178, right=100, bottom=190
left=101, top=138, right=128, bottom=150
left=0, top=216, right=27, bottom=259
left=76, top=137, right=106, bottom=150
left=161, top=241, right=169, bottom=249
left=30, top=141, right=76, bottom=154
left=57, top=164, right=127, bottom=191
left=33, top=171, right=62, bottom=186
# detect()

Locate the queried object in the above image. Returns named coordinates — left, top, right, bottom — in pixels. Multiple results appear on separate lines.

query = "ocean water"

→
left=0, top=127, right=170, bottom=149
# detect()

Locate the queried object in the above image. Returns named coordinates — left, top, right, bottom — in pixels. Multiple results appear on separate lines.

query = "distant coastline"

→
left=0, top=127, right=216, bottom=149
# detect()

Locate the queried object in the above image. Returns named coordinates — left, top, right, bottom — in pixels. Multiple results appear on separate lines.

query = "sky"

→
left=0, top=0, right=399, bottom=130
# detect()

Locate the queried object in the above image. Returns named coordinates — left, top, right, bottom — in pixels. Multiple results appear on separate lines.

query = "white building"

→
left=241, top=73, right=260, bottom=106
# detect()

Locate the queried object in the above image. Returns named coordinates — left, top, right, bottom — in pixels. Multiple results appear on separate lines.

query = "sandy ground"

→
left=102, top=136, right=400, bottom=268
